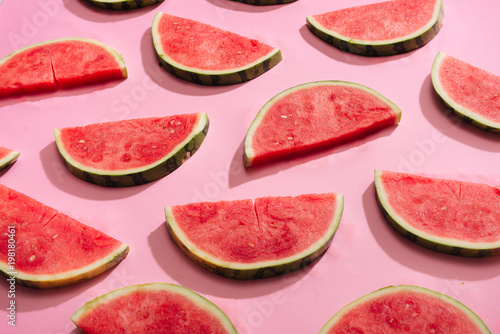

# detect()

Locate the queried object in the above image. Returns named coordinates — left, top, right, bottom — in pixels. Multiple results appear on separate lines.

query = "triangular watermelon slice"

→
left=0, top=146, right=20, bottom=171
left=431, top=51, right=500, bottom=133
left=152, top=12, right=282, bottom=85
left=306, top=0, right=444, bottom=56
left=374, top=170, right=500, bottom=257
left=0, top=37, right=127, bottom=98
left=165, top=193, right=344, bottom=279
left=244, top=81, right=402, bottom=167
left=0, top=184, right=129, bottom=288
left=319, top=285, right=491, bottom=333
left=86, top=0, right=163, bottom=10
left=71, top=283, right=237, bottom=333
left=54, top=113, right=209, bottom=187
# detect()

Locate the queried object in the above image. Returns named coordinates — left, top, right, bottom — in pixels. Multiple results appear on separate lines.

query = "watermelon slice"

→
left=71, top=283, right=237, bottom=333
left=86, top=0, right=163, bottom=10
left=306, top=0, right=444, bottom=56
left=374, top=170, right=500, bottom=257
left=165, top=193, right=344, bottom=279
left=230, top=0, right=297, bottom=5
left=0, top=37, right=127, bottom=98
left=54, top=113, right=209, bottom=187
left=152, top=12, right=282, bottom=85
left=318, top=285, right=491, bottom=333
left=244, top=81, right=401, bottom=167
left=431, top=51, right=500, bottom=133
left=0, top=184, right=129, bottom=288
left=0, top=146, right=20, bottom=171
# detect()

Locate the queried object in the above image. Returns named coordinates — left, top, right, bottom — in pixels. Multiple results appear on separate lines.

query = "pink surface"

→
left=1, top=0, right=499, bottom=333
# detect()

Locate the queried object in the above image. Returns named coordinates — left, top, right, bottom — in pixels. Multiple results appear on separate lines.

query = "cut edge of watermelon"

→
left=431, top=51, right=500, bottom=133
left=71, top=283, right=238, bottom=333
left=0, top=243, right=129, bottom=289
left=243, top=81, right=402, bottom=167
left=374, top=169, right=500, bottom=256
left=54, top=113, right=208, bottom=177
left=164, top=194, right=344, bottom=278
left=0, top=150, right=20, bottom=170
left=151, top=12, right=282, bottom=77
left=318, top=285, right=491, bottom=334
left=306, top=0, right=443, bottom=46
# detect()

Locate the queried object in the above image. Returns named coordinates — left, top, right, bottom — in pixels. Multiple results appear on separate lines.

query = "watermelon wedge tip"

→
left=71, top=283, right=237, bottom=333
left=306, top=0, right=444, bottom=57
left=0, top=147, right=20, bottom=171
left=54, top=113, right=209, bottom=187
left=374, top=169, right=500, bottom=257
left=431, top=51, right=500, bottom=133
left=152, top=12, right=282, bottom=85
left=165, top=193, right=344, bottom=279
left=319, top=285, right=491, bottom=333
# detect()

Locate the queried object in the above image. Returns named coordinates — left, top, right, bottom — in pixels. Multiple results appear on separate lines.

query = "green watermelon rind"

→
left=318, top=285, right=491, bottom=334
left=164, top=195, right=344, bottom=280
left=374, top=170, right=500, bottom=257
left=151, top=12, right=283, bottom=86
left=243, top=81, right=402, bottom=167
left=229, top=0, right=297, bottom=5
left=0, top=150, right=20, bottom=171
left=431, top=51, right=500, bottom=133
left=54, top=113, right=209, bottom=187
left=0, top=244, right=129, bottom=289
left=306, top=0, right=444, bottom=57
left=71, top=283, right=238, bottom=333
left=86, top=0, right=164, bottom=10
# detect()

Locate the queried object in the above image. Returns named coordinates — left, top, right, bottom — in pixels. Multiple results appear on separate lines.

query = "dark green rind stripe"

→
left=435, top=95, right=500, bottom=134
left=306, top=3, right=444, bottom=57
left=59, top=115, right=209, bottom=187
left=229, top=0, right=297, bottom=5
left=8, top=246, right=129, bottom=289
left=157, top=50, right=283, bottom=86
left=0, top=154, right=19, bottom=171
left=87, top=0, right=163, bottom=10
left=374, top=187, right=500, bottom=258
left=166, top=218, right=336, bottom=280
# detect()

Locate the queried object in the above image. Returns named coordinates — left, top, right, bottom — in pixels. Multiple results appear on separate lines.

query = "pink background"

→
left=1, top=0, right=500, bottom=333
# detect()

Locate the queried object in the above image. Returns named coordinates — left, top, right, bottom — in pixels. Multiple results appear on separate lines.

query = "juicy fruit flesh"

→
left=437, top=54, right=500, bottom=123
left=169, top=194, right=339, bottom=263
left=379, top=171, right=500, bottom=243
left=156, top=13, right=276, bottom=71
left=75, top=289, right=231, bottom=334
left=311, top=0, right=437, bottom=41
left=58, top=114, right=199, bottom=171
left=0, top=39, right=125, bottom=96
left=324, top=289, right=485, bottom=333
left=0, top=184, right=124, bottom=275
left=250, top=83, right=399, bottom=161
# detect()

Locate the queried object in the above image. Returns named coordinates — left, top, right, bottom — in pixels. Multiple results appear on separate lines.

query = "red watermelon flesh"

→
left=0, top=38, right=127, bottom=97
left=319, top=285, right=490, bottom=333
left=56, top=113, right=200, bottom=171
left=154, top=13, right=276, bottom=71
left=0, top=183, right=128, bottom=288
left=71, top=283, right=237, bottom=333
left=432, top=52, right=500, bottom=128
left=165, top=193, right=344, bottom=279
left=244, top=81, right=401, bottom=167
left=311, top=0, right=438, bottom=41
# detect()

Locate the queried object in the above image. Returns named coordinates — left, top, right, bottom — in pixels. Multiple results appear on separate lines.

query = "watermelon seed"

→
left=53, top=234, right=58, bottom=239
left=248, top=242, right=255, bottom=247
left=29, top=255, right=35, bottom=262
left=170, top=129, right=175, bottom=133
left=287, top=136, right=294, bottom=140
left=79, top=140, right=85, bottom=143
left=281, top=115, right=287, bottom=118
